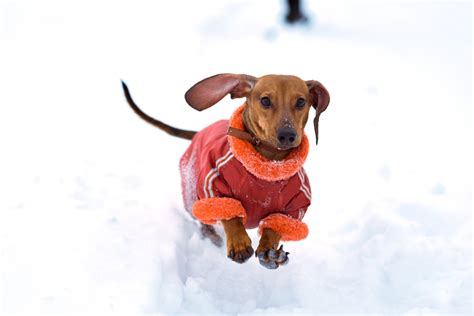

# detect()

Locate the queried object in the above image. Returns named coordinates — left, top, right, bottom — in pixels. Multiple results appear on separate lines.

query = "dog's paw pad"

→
left=260, top=258, right=279, bottom=269
left=228, top=245, right=254, bottom=264
left=257, top=245, right=289, bottom=269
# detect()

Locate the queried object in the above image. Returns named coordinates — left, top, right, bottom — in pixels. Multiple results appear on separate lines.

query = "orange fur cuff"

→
left=192, top=197, right=247, bottom=225
left=258, top=213, right=308, bottom=241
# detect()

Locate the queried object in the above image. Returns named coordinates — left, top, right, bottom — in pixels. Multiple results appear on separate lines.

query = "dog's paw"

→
left=200, top=224, right=223, bottom=247
left=227, top=236, right=254, bottom=264
left=256, top=245, right=289, bottom=269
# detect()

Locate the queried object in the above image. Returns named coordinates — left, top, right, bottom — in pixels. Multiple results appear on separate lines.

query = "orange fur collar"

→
left=227, top=105, right=309, bottom=182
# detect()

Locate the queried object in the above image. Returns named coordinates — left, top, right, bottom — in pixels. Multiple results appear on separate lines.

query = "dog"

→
left=121, top=74, right=330, bottom=269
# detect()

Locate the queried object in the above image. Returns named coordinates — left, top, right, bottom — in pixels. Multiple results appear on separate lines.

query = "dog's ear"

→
left=306, top=80, right=330, bottom=145
left=185, top=74, right=257, bottom=111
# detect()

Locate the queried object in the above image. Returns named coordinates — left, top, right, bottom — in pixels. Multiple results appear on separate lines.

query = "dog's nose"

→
left=277, top=127, right=297, bottom=147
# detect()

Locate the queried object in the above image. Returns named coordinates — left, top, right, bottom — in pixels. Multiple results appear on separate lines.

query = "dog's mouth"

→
left=275, top=143, right=295, bottom=151
left=273, top=138, right=301, bottom=151
left=275, top=127, right=300, bottom=151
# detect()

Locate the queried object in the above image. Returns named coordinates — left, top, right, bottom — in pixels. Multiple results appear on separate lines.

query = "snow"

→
left=0, top=0, right=471, bottom=315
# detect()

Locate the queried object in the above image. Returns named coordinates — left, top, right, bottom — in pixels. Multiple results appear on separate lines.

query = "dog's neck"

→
left=242, top=108, right=291, bottom=161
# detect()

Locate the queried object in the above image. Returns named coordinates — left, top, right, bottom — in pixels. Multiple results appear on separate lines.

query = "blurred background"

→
left=0, top=0, right=471, bottom=314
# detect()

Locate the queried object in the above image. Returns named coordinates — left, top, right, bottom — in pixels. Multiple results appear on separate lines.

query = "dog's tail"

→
left=121, top=81, right=197, bottom=140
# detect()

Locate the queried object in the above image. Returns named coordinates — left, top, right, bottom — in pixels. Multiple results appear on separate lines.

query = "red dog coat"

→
left=179, top=105, right=311, bottom=241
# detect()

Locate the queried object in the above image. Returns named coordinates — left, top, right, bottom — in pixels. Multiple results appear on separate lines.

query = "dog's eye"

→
left=260, top=97, right=272, bottom=108
left=296, top=98, right=306, bottom=109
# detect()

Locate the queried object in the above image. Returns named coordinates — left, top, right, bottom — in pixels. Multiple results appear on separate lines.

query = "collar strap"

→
left=227, top=127, right=284, bottom=154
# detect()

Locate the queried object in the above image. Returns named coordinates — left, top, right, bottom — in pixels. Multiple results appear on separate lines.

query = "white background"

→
left=0, top=0, right=471, bottom=314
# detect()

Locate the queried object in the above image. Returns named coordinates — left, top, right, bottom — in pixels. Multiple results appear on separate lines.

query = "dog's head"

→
left=185, top=74, right=330, bottom=149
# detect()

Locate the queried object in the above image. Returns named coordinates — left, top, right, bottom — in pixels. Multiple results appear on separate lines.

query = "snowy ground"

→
left=0, top=0, right=472, bottom=315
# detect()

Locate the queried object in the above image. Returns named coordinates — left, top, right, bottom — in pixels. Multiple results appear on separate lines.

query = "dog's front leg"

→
left=256, top=228, right=289, bottom=269
left=221, top=217, right=254, bottom=263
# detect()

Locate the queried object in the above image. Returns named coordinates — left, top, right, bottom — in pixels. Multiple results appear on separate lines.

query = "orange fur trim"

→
left=227, top=105, right=309, bottom=181
left=258, top=213, right=308, bottom=241
left=192, top=197, right=247, bottom=225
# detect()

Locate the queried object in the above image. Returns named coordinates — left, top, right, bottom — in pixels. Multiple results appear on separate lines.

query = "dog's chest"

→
left=217, top=160, right=300, bottom=228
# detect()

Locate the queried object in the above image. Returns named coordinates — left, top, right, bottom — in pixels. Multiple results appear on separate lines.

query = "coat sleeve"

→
left=191, top=151, right=247, bottom=225
left=258, top=169, right=311, bottom=241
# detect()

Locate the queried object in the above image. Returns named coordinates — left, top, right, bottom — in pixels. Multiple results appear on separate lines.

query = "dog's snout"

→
left=277, top=127, right=297, bottom=147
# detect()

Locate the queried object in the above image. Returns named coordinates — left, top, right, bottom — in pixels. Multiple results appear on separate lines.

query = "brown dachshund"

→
left=122, top=74, right=330, bottom=269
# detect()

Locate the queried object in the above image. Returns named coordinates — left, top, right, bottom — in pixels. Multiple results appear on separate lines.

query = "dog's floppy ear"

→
left=306, top=80, right=330, bottom=145
left=185, top=74, right=257, bottom=111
